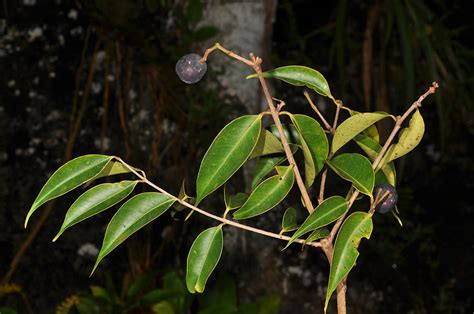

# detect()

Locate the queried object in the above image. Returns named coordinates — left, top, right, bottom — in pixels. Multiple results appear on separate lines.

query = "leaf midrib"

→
left=194, top=228, right=220, bottom=285
left=238, top=168, right=292, bottom=217
left=291, top=199, right=347, bottom=241
left=105, top=197, right=174, bottom=254
left=36, top=157, right=110, bottom=207
left=68, top=181, right=136, bottom=224
left=331, top=214, right=371, bottom=289
left=198, top=117, right=260, bottom=200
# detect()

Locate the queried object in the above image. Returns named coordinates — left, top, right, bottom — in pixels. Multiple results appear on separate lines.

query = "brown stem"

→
left=251, top=57, right=315, bottom=214
left=116, top=158, right=322, bottom=248
left=336, top=281, right=347, bottom=314
left=304, top=91, right=332, bottom=131
left=201, top=44, right=315, bottom=214
left=328, top=82, right=439, bottom=243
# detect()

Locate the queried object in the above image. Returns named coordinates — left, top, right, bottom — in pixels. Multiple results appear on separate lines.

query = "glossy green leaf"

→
left=327, top=153, right=375, bottom=197
left=92, top=192, right=175, bottom=274
left=196, top=115, right=262, bottom=204
left=284, top=196, right=347, bottom=249
left=53, top=180, right=139, bottom=241
left=304, top=227, right=330, bottom=245
left=233, top=166, right=294, bottom=220
left=332, top=112, right=390, bottom=153
left=269, top=124, right=301, bottom=145
left=290, top=114, right=329, bottom=187
left=381, top=110, right=425, bottom=165
left=325, top=212, right=373, bottom=312
left=249, top=129, right=284, bottom=159
left=247, top=65, right=333, bottom=99
left=354, top=134, right=396, bottom=186
left=348, top=110, right=380, bottom=142
left=225, top=193, right=248, bottom=210
left=26, top=154, right=113, bottom=227
left=281, top=207, right=298, bottom=233
left=251, top=155, right=287, bottom=190
left=186, top=226, right=224, bottom=293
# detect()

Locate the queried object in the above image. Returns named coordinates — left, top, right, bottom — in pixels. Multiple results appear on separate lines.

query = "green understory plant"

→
left=54, top=270, right=279, bottom=314
left=25, top=43, right=438, bottom=313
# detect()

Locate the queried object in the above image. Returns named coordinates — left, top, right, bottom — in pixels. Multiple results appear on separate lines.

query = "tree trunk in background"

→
left=199, top=0, right=277, bottom=114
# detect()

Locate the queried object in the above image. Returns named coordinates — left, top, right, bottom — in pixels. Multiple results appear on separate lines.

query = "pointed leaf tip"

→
left=25, top=154, right=113, bottom=228
left=325, top=212, right=373, bottom=311
left=53, top=180, right=139, bottom=242
left=93, top=192, right=175, bottom=273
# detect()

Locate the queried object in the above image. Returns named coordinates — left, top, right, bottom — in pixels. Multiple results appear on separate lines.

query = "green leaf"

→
left=269, top=124, right=300, bottom=145
left=284, top=196, right=347, bottom=249
left=332, top=112, right=390, bottom=153
left=281, top=207, right=298, bottom=233
left=186, top=226, right=224, bottom=293
left=53, top=180, right=139, bottom=241
left=381, top=110, right=425, bottom=165
left=249, top=129, right=284, bottom=159
left=290, top=114, right=329, bottom=187
left=196, top=115, right=262, bottom=204
left=325, top=212, right=373, bottom=312
left=353, top=134, right=397, bottom=186
left=224, top=192, right=248, bottom=210
left=84, top=161, right=136, bottom=188
left=251, top=155, right=286, bottom=190
left=304, top=227, right=330, bottom=244
left=247, top=65, right=333, bottom=99
left=92, top=192, right=175, bottom=274
left=233, top=166, right=294, bottom=220
left=327, top=153, right=375, bottom=197
left=348, top=110, right=380, bottom=142
left=26, top=154, right=113, bottom=227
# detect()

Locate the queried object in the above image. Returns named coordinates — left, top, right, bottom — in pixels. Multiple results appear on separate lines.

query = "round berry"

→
left=175, top=53, right=207, bottom=84
left=373, top=183, right=398, bottom=214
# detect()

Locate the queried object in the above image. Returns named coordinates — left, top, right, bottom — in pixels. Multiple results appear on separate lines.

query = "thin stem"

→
left=201, top=43, right=253, bottom=66
left=304, top=91, right=332, bottom=131
left=115, top=158, right=322, bottom=248
left=318, top=169, right=328, bottom=204
left=201, top=44, right=315, bottom=214
left=332, top=100, right=343, bottom=132
left=251, top=57, right=315, bottom=214
left=328, top=82, right=439, bottom=242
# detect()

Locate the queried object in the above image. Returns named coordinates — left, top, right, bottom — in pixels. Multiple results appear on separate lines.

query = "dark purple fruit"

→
left=175, top=53, right=207, bottom=84
left=373, top=183, right=398, bottom=214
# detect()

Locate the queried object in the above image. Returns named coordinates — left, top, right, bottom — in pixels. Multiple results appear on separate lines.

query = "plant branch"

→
left=328, top=82, right=439, bottom=242
left=201, top=44, right=315, bottom=214
left=304, top=91, right=332, bottom=131
left=115, top=158, right=322, bottom=248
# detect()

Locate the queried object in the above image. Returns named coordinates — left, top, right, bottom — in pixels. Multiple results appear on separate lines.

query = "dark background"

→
left=1, top=0, right=473, bottom=313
